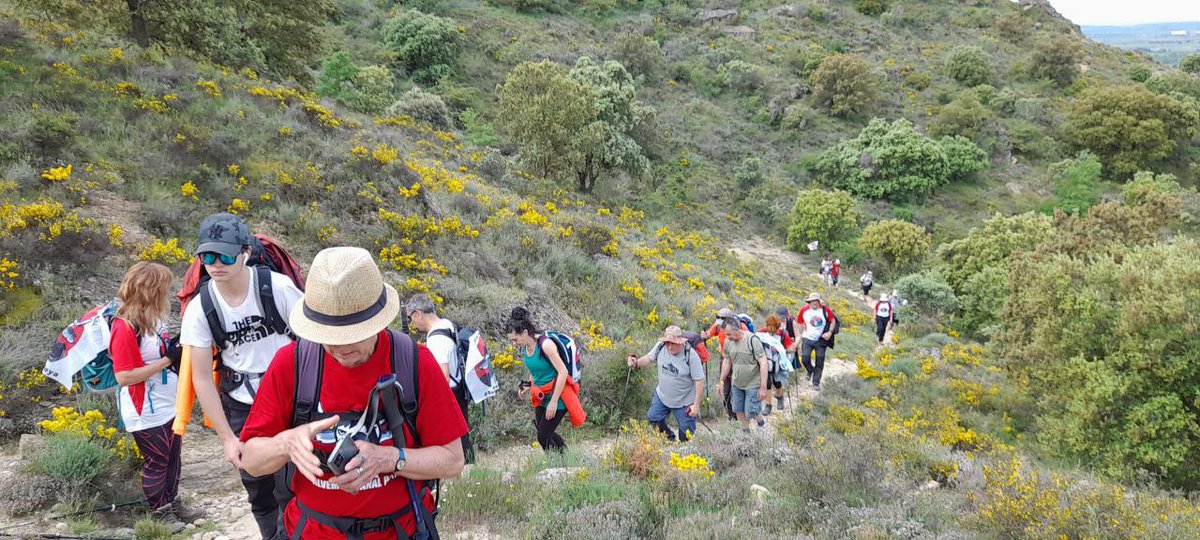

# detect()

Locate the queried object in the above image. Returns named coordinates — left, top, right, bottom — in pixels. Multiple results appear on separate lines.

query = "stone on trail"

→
left=18, top=433, right=44, bottom=460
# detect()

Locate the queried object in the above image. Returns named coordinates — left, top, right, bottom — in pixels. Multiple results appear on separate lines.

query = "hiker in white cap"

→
left=794, top=293, right=838, bottom=391
left=239, top=247, right=466, bottom=540
left=627, top=325, right=706, bottom=442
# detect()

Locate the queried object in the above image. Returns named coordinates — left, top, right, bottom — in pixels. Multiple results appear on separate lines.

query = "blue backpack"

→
left=538, top=331, right=582, bottom=383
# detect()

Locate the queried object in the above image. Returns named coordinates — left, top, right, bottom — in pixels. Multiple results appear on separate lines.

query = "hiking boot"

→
left=152, top=504, right=187, bottom=534
left=775, top=397, right=785, bottom=410
left=762, top=403, right=773, bottom=416
left=756, top=419, right=766, bottom=429
left=171, top=499, right=206, bottom=522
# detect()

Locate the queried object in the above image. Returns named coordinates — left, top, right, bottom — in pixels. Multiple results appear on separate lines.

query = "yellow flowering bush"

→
left=0, top=257, right=19, bottom=290
left=227, top=198, right=250, bottom=214
left=620, top=279, right=646, bottom=302
left=379, top=245, right=448, bottom=275
left=41, top=164, right=72, bottom=182
left=579, top=319, right=614, bottom=351
left=669, top=452, right=715, bottom=478
left=372, top=143, right=399, bottom=164
left=405, top=160, right=468, bottom=193
left=181, top=181, right=199, bottom=201
left=107, top=224, right=124, bottom=247
left=139, top=237, right=190, bottom=265
left=492, top=347, right=519, bottom=371
left=39, top=407, right=141, bottom=463
left=196, top=79, right=221, bottom=97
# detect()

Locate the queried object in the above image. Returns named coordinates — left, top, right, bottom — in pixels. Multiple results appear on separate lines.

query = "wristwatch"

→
left=394, top=447, right=407, bottom=472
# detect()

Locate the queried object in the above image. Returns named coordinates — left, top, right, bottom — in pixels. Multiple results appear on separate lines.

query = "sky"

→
left=1047, top=0, right=1200, bottom=26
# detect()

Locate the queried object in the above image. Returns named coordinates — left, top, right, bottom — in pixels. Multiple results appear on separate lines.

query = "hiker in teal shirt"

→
left=505, top=307, right=569, bottom=452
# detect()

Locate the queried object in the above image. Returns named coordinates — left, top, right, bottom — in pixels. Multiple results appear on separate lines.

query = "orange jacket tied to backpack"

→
left=530, top=378, right=586, bottom=427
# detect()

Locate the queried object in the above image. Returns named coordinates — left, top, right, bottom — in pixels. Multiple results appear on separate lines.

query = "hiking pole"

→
left=0, top=499, right=144, bottom=533
left=620, top=362, right=634, bottom=412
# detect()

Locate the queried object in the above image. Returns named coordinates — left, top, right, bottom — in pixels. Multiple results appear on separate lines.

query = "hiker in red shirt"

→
left=830, top=259, right=842, bottom=288
left=240, top=247, right=466, bottom=540
left=110, top=262, right=204, bottom=532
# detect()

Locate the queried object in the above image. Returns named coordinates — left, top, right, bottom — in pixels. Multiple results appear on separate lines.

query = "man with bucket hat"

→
left=627, top=325, right=706, bottom=442
left=240, top=247, right=466, bottom=540
left=794, top=292, right=838, bottom=391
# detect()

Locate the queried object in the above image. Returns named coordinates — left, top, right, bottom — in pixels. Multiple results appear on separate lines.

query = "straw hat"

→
left=289, top=247, right=399, bottom=346
left=660, top=325, right=687, bottom=345
left=805, top=292, right=822, bottom=303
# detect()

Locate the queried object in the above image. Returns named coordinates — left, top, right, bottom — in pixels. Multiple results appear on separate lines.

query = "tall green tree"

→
left=858, top=219, right=931, bottom=271
left=786, top=188, right=861, bottom=253
left=497, top=58, right=652, bottom=192
left=1029, top=33, right=1082, bottom=86
left=1065, top=85, right=1198, bottom=179
left=810, top=53, right=880, bottom=117
left=815, top=118, right=987, bottom=200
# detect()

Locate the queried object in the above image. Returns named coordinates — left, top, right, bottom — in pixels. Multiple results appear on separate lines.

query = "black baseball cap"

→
left=195, top=212, right=251, bottom=257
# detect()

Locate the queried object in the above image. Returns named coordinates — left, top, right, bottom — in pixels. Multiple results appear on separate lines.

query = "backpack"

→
left=737, top=314, right=756, bottom=334
left=681, top=330, right=710, bottom=364
left=753, top=332, right=791, bottom=382
left=44, top=301, right=168, bottom=393
left=428, top=323, right=498, bottom=404
left=538, top=331, right=582, bottom=383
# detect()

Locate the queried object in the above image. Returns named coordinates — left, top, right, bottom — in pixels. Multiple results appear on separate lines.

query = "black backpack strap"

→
left=388, top=330, right=422, bottom=447
left=255, top=266, right=290, bottom=338
left=292, top=339, right=325, bottom=428
left=199, top=281, right=229, bottom=350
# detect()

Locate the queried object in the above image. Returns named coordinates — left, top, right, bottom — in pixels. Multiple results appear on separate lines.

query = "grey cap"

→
left=774, top=306, right=789, bottom=318
left=196, top=212, right=251, bottom=257
left=716, top=307, right=736, bottom=318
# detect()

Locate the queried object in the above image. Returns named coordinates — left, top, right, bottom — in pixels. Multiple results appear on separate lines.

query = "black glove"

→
left=165, top=335, right=184, bottom=373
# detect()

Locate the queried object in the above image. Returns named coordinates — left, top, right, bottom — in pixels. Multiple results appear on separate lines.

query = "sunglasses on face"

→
left=199, top=252, right=239, bottom=266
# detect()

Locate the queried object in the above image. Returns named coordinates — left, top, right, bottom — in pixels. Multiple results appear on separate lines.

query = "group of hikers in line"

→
left=87, top=211, right=899, bottom=539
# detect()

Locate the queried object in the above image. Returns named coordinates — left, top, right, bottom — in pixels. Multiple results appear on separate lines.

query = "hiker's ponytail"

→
left=504, top=306, right=539, bottom=336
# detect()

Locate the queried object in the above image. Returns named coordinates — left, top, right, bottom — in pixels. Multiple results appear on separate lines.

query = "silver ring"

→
left=355, top=466, right=364, bottom=476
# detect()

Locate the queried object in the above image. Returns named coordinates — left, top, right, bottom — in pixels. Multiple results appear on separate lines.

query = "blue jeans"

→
left=730, top=385, right=762, bottom=417
left=647, top=393, right=697, bottom=442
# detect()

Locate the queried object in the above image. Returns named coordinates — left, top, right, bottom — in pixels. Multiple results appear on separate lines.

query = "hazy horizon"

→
left=1046, top=0, right=1200, bottom=27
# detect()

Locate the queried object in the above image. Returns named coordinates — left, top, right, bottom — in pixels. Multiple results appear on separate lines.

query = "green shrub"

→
left=733, top=157, right=763, bottom=192
left=929, top=92, right=991, bottom=141
left=810, top=53, right=880, bottom=117
left=383, top=9, right=464, bottom=82
left=855, top=0, right=888, bottom=16
left=133, top=517, right=174, bottom=540
left=30, top=110, right=80, bottom=154
left=609, top=34, right=662, bottom=80
left=1003, top=119, right=1060, bottom=160
left=1029, top=33, right=1082, bottom=87
left=944, top=45, right=992, bottom=87
left=459, top=107, right=499, bottom=146
left=1129, top=64, right=1151, bottom=82
left=717, top=60, right=765, bottom=93
left=33, top=434, right=112, bottom=486
left=858, top=219, right=930, bottom=271
left=387, top=87, right=452, bottom=128
left=786, top=188, right=861, bottom=253
left=316, top=52, right=358, bottom=99
left=1047, top=152, right=1103, bottom=214
left=1001, top=238, right=1200, bottom=488
left=894, top=271, right=958, bottom=318
left=814, top=118, right=988, bottom=200
left=1065, top=85, right=1199, bottom=179
left=1180, top=53, right=1200, bottom=74
left=1145, top=72, right=1200, bottom=102
left=488, top=0, right=558, bottom=12
left=347, top=65, right=396, bottom=114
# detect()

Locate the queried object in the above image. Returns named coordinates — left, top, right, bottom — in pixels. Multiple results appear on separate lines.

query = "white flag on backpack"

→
left=806, top=241, right=819, bottom=251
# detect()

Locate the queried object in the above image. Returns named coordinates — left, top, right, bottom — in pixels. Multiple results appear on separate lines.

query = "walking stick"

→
left=620, top=363, right=633, bottom=410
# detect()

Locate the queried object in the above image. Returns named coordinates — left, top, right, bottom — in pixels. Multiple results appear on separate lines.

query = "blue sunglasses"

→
left=199, top=252, right=239, bottom=266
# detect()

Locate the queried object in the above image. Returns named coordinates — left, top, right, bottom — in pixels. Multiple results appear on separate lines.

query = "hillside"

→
left=2, top=0, right=1200, bottom=538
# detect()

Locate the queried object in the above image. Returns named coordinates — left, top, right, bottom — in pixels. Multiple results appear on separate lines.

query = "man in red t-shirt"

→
left=240, top=247, right=466, bottom=540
